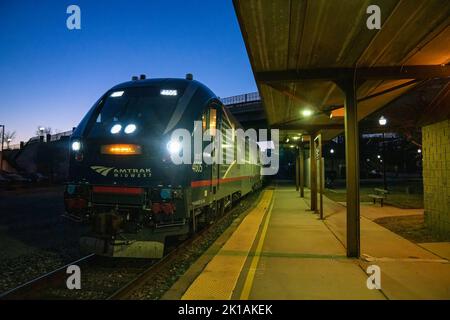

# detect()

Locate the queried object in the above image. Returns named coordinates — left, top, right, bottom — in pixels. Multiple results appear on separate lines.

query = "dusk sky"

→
left=0, top=0, right=256, bottom=143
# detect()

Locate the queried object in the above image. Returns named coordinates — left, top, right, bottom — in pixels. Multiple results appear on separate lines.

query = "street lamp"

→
left=329, top=148, right=335, bottom=172
left=378, top=116, right=387, bottom=190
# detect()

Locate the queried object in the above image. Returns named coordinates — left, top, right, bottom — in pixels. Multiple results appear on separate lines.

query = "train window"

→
left=87, top=86, right=184, bottom=137
left=202, top=113, right=207, bottom=131
left=209, top=108, right=217, bottom=136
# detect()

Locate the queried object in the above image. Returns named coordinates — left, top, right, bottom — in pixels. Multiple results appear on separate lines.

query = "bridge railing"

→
left=221, top=92, right=260, bottom=105
left=49, top=130, right=72, bottom=141
left=4, top=130, right=73, bottom=150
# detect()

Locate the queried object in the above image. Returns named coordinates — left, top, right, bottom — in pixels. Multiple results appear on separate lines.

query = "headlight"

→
left=124, top=124, right=137, bottom=134
left=71, top=140, right=81, bottom=151
left=110, top=124, right=122, bottom=134
left=167, top=140, right=182, bottom=154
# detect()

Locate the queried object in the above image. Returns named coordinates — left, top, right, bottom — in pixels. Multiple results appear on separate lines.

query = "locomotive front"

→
left=64, top=77, right=213, bottom=258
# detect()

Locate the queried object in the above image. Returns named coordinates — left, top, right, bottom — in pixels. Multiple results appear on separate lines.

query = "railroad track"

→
left=0, top=219, right=229, bottom=300
left=0, top=191, right=261, bottom=300
left=108, top=218, right=219, bottom=299
left=0, top=254, right=96, bottom=300
left=108, top=191, right=262, bottom=300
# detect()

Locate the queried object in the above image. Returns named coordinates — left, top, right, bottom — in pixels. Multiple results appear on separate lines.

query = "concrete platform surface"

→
left=317, top=193, right=450, bottom=299
left=174, top=184, right=450, bottom=300
left=419, top=242, right=450, bottom=260
left=359, top=205, right=423, bottom=221
left=242, top=186, right=384, bottom=300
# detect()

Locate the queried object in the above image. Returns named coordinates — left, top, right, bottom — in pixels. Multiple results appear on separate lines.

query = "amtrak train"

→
left=64, top=74, right=262, bottom=258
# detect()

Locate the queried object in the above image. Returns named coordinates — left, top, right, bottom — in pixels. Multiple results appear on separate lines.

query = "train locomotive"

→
left=64, top=74, right=262, bottom=258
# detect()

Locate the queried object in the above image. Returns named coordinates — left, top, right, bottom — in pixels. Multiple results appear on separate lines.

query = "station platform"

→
left=165, top=183, right=450, bottom=300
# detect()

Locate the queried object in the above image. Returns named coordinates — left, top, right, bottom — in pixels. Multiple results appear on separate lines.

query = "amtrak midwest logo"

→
left=90, top=166, right=152, bottom=178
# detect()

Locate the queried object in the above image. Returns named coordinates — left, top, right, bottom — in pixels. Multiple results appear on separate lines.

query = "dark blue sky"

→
left=0, top=0, right=256, bottom=142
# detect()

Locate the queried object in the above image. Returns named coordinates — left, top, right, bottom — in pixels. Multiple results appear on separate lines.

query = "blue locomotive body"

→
left=64, top=76, right=261, bottom=257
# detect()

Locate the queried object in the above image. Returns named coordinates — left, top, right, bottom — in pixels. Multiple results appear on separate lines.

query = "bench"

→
left=368, top=188, right=389, bottom=207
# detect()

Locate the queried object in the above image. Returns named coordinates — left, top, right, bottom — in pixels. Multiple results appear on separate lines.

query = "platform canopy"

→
left=233, top=0, right=450, bottom=140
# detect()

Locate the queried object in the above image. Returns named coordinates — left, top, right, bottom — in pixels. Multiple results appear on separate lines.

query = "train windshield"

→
left=87, top=86, right=184, bottom=137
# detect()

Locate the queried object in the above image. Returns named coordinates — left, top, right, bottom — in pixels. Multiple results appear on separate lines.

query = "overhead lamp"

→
left=301, top=109, right=313, bottom=117
left=378, top=116, right=387, bottom=126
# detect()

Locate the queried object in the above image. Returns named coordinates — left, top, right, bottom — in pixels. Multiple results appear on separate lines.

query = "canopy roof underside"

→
left=234, top=0, right=450, bottom=140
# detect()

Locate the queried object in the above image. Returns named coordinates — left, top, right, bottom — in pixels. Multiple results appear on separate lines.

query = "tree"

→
left=4, top=131, right=16, bottom=149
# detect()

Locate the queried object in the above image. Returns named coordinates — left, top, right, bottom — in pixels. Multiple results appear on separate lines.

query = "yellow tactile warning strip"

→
left=182, top=189, right=274, bottom=300
left=240, top=198, right=274, bottom=299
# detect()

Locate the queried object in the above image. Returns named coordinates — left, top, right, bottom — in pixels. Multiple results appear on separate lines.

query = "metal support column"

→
left=338, top=79, right=361, bottom=258
left=382, top=131, right=387, bottom=190
left=300, top=144, right=305, bottom=198
left=310, top=136, right=317, bottom=212
left=295, top=152, right=299, bottom=191
left=315, top=134, right=324, bottom=219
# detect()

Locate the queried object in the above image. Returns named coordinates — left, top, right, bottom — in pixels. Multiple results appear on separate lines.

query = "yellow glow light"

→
left=101, top=144, right=142, bottom=155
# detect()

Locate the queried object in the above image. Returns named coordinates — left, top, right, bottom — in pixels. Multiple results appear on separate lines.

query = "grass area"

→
left=324, top=187, right=423, bottom=209
left=374, top=215, right=449, bottom=243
